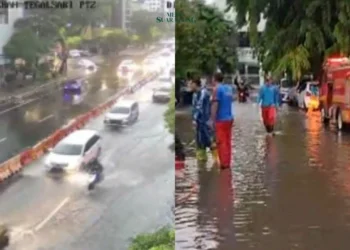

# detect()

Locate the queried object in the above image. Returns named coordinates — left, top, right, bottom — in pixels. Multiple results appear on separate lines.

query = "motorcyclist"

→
left=235, top=77, right=249, bottom=101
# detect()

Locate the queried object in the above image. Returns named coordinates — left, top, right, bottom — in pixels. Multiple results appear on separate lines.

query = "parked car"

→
left=45, top=130, right=101, bottom=173
left=278, top=78, right=294, bottom=103
left=153, top=85, right=172, bottom=103
left=104, top=100, right=139, bottom=126
left=296, top=80, right=320, bottom=110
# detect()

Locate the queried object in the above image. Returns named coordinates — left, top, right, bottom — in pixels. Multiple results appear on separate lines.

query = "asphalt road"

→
left=0, top=79, right=174, bottom=250
left=0, top=56, right=150, bottom=164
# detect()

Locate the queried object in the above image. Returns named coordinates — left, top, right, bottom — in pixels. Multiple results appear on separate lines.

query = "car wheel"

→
left=321, top=107, right=329, bottom=124
left=337, top=110, right=343, bottom=130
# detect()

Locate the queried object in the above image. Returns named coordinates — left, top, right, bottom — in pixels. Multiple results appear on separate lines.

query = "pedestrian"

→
left=189, top=76, right=218, bottom=162
left=211, top=72, right=234, bottom=169
left=258, top=77, right=280, bottom=135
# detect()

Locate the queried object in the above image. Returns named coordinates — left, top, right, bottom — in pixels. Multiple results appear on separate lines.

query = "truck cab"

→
left=320, top=57, right=350, bottom=130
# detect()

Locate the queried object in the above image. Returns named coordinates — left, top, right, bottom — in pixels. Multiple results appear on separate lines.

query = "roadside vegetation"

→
left=176, top=0, right=238, bottom=78
left=164, top=87, right=175, bottom=134
left=129, top=227, right=175, bottom=250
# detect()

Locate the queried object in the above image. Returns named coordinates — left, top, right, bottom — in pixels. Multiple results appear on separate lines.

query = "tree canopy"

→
left=3, top=3, right=166, bottom=76
left=176, top=0, right=238, bottom=77
left=226, top=0, right=350, bottom=80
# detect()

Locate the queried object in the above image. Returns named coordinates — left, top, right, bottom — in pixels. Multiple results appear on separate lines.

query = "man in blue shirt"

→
left=190, top=77, right=218, bottom=162
left=258, top=78, right=280, bottom=135
left=211, top=73, right=233, bottom=169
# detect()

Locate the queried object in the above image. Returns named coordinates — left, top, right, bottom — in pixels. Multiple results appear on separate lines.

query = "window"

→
left=84, top=135, right=100, bottom=153
left=247, top=65, right=259, bottom=75
left=0, top=10, right=8, bottom=24
left=110, top=106, right=130, bottom=114
left=53, top=143, right=82, bottom=155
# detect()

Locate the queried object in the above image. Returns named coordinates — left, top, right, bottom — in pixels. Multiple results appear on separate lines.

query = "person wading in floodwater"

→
left=258, top=77, right=280, bottom=135
left=189, top=76, right=218, bottom=163
left=210, top=72, right=234, bottom=169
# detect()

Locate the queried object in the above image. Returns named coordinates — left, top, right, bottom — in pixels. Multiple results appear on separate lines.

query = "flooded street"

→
left=175, top=101, right=350, bottom=250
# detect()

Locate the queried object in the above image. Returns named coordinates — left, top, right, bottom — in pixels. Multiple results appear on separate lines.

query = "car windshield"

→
left=53, top=143, right=82, bottom=155
left=110, top=107, right=130, bottom=114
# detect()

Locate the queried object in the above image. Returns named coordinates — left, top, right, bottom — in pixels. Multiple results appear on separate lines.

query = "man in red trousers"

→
left=258, top=78, right=280, bottom=135
left=211, top=73, right=234, bottom=169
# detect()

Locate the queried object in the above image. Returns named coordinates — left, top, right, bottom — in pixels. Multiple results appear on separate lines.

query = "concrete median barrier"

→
left=0, top=72, right=159, bottom=183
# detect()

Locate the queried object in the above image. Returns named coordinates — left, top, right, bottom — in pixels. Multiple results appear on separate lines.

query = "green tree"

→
left=176, top=0, right=238, bottom=77
left=66, top=36, right=83, bottom=49
left=98, top=28, right=130, bottom=55
left=130, top=11, right=163, bottom=46
left=129, top=227, right=175, bottom=250
left=3, top=28, right=49, bottom=67
left=226, top=0, right=350, bottom=80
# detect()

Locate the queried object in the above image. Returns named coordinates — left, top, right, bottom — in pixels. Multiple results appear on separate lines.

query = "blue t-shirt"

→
left=258, top=84, right=279, bottom=107
left=213, top=83, right=233, bottom=121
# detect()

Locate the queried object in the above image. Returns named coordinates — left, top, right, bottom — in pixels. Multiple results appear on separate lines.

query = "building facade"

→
left=210, top=0, right=266, bottom=83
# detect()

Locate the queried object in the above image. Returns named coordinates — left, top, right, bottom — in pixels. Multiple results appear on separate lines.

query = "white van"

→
left=45, top=130, right=101, bottom=172
left=104, top=100, right=139, bottom=126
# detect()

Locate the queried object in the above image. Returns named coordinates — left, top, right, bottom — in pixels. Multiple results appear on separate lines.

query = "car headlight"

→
left=66, top=160, right=81, bottom=170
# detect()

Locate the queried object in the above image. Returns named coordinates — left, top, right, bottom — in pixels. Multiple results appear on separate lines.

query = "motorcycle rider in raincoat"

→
left=189, top=77, right=218, bottom=162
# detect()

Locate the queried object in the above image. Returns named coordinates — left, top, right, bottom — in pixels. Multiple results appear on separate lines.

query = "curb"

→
left=0, top=72, right=159, bottom=183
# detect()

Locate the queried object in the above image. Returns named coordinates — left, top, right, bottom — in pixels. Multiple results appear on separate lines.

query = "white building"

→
left=210, top=0, right=266, bottom=82
left=0, top=7, right=24, bottom=65
left=141, top=0, right=165, bottom=12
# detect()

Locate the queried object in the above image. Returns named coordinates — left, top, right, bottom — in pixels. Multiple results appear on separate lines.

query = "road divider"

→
left=0, top=72, right=158, bottom=183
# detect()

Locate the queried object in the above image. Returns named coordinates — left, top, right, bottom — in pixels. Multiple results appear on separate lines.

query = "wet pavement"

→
left=0, top=79, right=174, bottom=250
left=175, top=100, right=350, bottom=250
left=0, top=53, right=153, bottom=164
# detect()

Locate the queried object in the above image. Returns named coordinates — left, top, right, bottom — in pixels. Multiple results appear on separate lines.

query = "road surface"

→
left=0, top=55, right=150, bottom=164
left=176, top=101, right=350, bottom=250
left=0, top=79, right=174, bottom=250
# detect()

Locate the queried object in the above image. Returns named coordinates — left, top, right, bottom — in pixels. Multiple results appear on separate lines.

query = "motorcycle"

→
left=87, top=161, right=104, bottom=191
left=238, top=88, right=249, bottom=103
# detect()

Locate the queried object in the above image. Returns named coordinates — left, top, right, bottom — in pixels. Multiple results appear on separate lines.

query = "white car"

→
left=142, top=58, right=161, bottom=73
left=104, top=100, right=139, bottom=126
left=45, top=130, right=101, bottom=172
left=158, top=72, right=172, bottom=82
left=297, top=81, right=319, bottom=109
left=117, top=60, right=139, bottom=79
left=152, top=85, right=172, bottom=103
left=69, top=50, right=81, bottom=58
left=78, top=59, right=97, bottom=73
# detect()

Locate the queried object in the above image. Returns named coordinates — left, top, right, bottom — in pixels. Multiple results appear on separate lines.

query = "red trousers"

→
left=215, top=120, right=233, bottom=167
left=261, top=106, right=276, bottom=126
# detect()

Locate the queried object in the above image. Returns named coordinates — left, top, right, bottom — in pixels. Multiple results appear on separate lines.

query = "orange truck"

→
left=319, top=57, right=350, bottom=130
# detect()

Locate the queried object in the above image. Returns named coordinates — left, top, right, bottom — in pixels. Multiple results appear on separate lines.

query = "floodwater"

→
left=175, top=102, right=350, bottom=250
